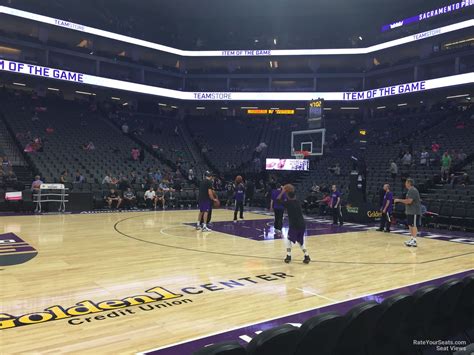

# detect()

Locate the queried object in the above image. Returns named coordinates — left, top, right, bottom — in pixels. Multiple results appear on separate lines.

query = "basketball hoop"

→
left=291, top=128, right=326, bottom=157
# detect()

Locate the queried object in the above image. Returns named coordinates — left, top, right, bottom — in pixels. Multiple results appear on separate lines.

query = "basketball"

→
left=235, top=175, right=243, bottom=184
left=284, top=184, right=295, bottom=193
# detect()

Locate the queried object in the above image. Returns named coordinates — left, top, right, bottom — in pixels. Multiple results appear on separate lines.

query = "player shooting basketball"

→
left=277, top=184, right=311, bottom=264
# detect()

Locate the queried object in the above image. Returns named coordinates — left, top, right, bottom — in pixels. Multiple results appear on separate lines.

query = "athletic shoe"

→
left=303, top=255, right=311, bottom=264
left=384, top=230, right=391, bottom=233
left=284, top=255, right=291, bottom=263
left=339, top=223, right=344, bottom=226
left=201, top=226, right=212, bottom=232
left=233, top=220, right=237, bottom=223
left=404, top=239, right=417, bottom=247
left=376, top=228, right=384, bottom=232
left=195, top=224, right=201, bottom=230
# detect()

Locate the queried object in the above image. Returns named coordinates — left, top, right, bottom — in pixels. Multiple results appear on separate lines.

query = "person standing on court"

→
left=277, top=185, right=310, bottom=264
left=196, top=171, right=218, bottom=232
left=201, top=176, right=217, bottom=226
left=204, top=189, right=217, bottom=226
left=330, top=184, right=343, bottom=226
left=245, top=179, right=255, bottom=207
left=233, top=175, right=245, bottom=222
left=394, top=178, right=421, bottom=247
left=270, top=183, right=286, bottom=236
left=377, top=183, right=393, bottom=233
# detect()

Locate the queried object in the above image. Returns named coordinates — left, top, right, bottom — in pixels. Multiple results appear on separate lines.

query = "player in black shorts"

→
left=277, top=184, right=310, bottom=264
left=394, top=178, right=422, bottom=247
left=196, top=171, right=218, bottom=232
left=233, top=175, right=245, bottom=222
left=329, top=185, right=343, bottom=226
left=270, top=183, right=285, bottom=236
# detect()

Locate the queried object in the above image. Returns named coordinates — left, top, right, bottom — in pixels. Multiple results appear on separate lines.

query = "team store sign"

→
left=1, top=59, right=472, bottom=102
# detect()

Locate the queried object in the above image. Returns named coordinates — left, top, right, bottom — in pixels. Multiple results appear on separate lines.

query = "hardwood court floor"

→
left=0, top=210, right=472, bottom=354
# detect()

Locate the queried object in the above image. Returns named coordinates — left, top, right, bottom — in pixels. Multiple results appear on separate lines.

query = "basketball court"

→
left=1, top=209, right=472, bottom=354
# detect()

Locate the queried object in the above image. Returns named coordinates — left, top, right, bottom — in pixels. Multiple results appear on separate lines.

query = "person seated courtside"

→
left=122, top=187, right=136, bottom=209
left=106, top=188, right=122, bottom=209
left=144, top=186, right=156, bottom=210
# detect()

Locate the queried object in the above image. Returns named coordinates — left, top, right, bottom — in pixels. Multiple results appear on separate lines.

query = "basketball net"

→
left=294, top=150, right=310, bottom=159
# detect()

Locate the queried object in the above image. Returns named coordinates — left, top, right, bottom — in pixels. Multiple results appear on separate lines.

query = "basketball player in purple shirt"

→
left=377, top=183, right=393, bottom=232
left=233, top=175, right=245, bottom=222
left=270, top=183, right=286, bottom=236
left=277, top=185, right=310, bottom=264
left=330, top=185, right=343, bottom=226
left=196, top=171, right=218, bottom=232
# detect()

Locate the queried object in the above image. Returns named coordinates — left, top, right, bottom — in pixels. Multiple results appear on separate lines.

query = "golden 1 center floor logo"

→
left=0, top=272, right=293, bottom=329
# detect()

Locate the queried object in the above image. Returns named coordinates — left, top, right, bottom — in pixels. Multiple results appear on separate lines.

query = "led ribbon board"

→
left=247, top=109, right=295, bottom=114
left=0, top=6, right=472, bottom=57
left=382, top=0, right=474, bottom=32
left=1, top=59, right=472, bottom=101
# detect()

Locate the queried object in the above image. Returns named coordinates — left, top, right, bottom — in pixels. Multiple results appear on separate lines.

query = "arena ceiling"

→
left=1, top=0, right=469, bottom=49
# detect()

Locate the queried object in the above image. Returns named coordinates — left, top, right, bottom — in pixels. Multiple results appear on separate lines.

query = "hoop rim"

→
left=294, top=150, right=310, bottom=158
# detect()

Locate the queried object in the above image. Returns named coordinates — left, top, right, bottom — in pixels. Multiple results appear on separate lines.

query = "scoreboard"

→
left=308, top=99, right=324, bottom=128
left=266, top=158, right=309, bottom=171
